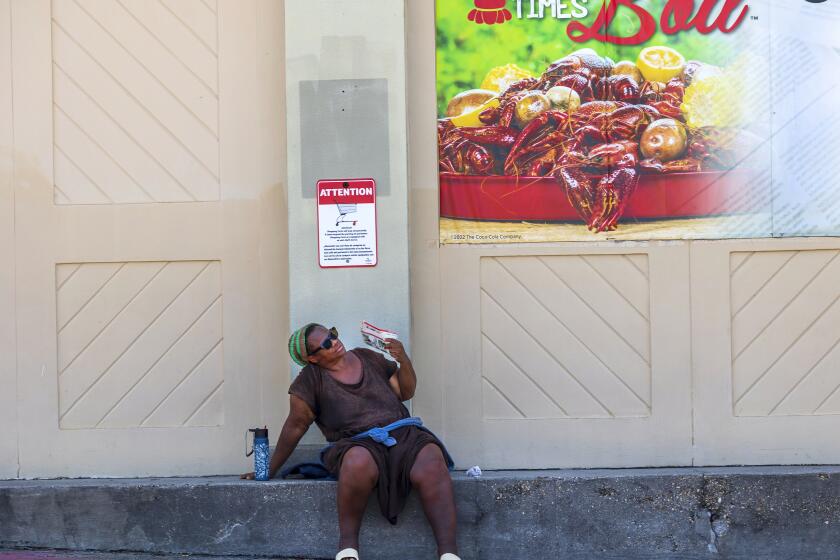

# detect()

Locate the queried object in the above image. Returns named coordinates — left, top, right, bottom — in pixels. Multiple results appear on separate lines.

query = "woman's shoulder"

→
left=288, top=364, right=321, bottom=415
left=290, top=363, right=321, bottom=389
left=295, top=362, right=318, bottom=377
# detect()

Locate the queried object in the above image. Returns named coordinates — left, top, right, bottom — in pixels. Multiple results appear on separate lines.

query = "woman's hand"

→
left=240, top=472, right=256, bottom=480
left=385, top=338, right=408, bottom=363
left=385, top=338, right=416, bottom=400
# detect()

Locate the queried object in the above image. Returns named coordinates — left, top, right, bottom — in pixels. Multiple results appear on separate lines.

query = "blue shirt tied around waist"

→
left=280, top=416, right=453, bottom=479
left=350, top=416, right=423, bottom=447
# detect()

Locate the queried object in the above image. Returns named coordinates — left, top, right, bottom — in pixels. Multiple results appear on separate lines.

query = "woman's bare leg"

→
left=336, top=446, right=379, bottom=555
left=410, top=443, right=458, bottom=557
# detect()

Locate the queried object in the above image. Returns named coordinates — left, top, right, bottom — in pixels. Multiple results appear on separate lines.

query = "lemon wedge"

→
left=480, top=63, right=535, bottom=93
left=450, top=97, right=500, bottom=127
left=636, top=46, right=686, bottom=83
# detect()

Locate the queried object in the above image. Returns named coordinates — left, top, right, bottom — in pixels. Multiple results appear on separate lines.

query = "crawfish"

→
left=500, top=77, right=541, bottom=98
left=567, top=100, right=625, bottom=139
left=587, top=140, right=639, bottom=168
left=574, top=104, right=659, bottom=145
left=552, top=72, right=597, bottom=101
left=515, top=135, right=589, bottom=177
left=543, top=52, right=614, bottom=82
left=542, top=52, right=615, bottom=101
left=556, top=140, right=640, bottom=232
left=440, top=140, right=495, bottom=174
left=474, top=79, right=539, bottom=126
left=491, top=91, right=530, bottom=127
left=457, top=126, right=518, bottom=148
left=641, top=77, right=686, bottom=120
left=596, top=75, right=641, bottom=103
left=574, top=100, right=625, bottom=118
left=503, top=110, right=571, bottom=175
left=438, top=121, right=499, bottom=174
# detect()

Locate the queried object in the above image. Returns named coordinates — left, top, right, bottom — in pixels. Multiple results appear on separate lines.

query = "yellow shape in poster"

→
left=480, top=63, right=535, bottom=93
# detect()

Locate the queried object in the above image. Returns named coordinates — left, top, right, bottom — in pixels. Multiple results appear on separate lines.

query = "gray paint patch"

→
left=299, top=79, right=390, bottom=198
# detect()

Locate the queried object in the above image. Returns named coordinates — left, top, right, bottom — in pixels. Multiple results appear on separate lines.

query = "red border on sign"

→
left=316, top=178, right=378, bottom=269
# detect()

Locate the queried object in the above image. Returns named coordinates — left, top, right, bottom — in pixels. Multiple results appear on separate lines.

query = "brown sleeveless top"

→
left=288, top=348, right=409, bottom=442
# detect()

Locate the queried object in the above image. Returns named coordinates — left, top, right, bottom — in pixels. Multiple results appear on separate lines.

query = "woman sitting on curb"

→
left=241, top=323, right=461, bottom=560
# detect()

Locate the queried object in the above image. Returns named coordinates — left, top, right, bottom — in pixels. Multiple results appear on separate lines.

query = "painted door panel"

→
left=691, top=238, right=840, bottom=465
left=11, top=0, right=286, bottom=477
left=439, top=244, right=693, bottom=469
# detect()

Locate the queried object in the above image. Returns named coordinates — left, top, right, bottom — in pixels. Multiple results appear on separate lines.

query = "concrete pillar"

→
left=284, top=0, right=410, bottom=432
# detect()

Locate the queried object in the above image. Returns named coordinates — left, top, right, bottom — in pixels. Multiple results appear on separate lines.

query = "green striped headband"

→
left=288, top=323, right=317, bottom=367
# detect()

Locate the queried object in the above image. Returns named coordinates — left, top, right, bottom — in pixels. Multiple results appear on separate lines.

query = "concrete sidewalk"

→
left=0, top=552, right=308, bottom=560
left=3, top=466, right=840, bottom=560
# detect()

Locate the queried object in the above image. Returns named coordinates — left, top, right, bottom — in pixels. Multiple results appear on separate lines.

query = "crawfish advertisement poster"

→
left=436, top=0, right=840, bottom=243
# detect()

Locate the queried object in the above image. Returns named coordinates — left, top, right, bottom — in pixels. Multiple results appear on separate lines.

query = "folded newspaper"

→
left=360, top=321, right=398, bottom=353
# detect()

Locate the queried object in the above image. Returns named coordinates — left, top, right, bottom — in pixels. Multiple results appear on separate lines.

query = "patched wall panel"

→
left=731, top=250, right=840, bottom=417
left=56, top=261, right=224, bottom=429
left=51, top=0, right=220, bottom=204
left=480, top=255, right=651, bottom=419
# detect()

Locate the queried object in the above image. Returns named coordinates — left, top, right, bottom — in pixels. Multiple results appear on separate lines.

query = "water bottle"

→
left=246, top=427, right=270, bottom=481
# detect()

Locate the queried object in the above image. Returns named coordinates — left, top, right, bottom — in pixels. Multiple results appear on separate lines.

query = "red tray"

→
left=440, top=170, right=751, bottom=221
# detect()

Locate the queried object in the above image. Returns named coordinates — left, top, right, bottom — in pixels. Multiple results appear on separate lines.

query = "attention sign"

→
left=317, top=178, right=378, bottom=268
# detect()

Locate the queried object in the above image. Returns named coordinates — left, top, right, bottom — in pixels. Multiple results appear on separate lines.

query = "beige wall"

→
left=2, top=0, right=840, bottom=477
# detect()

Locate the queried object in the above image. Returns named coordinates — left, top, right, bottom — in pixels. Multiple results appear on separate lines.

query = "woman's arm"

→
left=385, top=339, right=417, bottom=401
left=241, top=394, right=315, bottom=479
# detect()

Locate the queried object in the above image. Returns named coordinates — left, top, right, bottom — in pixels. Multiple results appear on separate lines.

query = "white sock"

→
left=440, top=554, right=462, bottom=560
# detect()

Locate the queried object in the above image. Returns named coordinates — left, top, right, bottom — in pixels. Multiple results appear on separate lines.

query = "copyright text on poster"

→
left=449, top=233, right=524, bottom=241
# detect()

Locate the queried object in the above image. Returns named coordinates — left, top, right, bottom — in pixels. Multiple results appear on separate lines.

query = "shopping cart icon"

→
left=335, top=201, right=358, bottom=226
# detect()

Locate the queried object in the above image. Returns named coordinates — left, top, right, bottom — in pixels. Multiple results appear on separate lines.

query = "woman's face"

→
left=306, top=325, right=345, bottom=363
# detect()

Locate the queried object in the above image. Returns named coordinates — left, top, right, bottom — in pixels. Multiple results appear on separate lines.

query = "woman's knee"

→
left=339, top=446, right=378, bottom=486
left=410, top=444, right=449, bottom=487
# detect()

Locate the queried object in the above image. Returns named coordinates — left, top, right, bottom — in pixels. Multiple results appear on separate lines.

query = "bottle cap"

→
left=249, top=427, right=268, bottom=438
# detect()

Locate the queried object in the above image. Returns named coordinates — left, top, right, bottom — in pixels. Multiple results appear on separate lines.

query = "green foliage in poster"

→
left=436, top=0, right=739, bottom=116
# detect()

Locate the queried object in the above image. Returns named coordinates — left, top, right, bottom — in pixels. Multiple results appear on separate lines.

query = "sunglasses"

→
left=310, top=327, right=339, bottom=355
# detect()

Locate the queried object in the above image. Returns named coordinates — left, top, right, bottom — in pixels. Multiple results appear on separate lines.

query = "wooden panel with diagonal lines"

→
left=56, top=260, right=224, bottom=429
left=51, top=0, right=219, bottom=204
left=480, top=255, right=651, bottom=419
left=731, top=250, right=840, bottom=417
